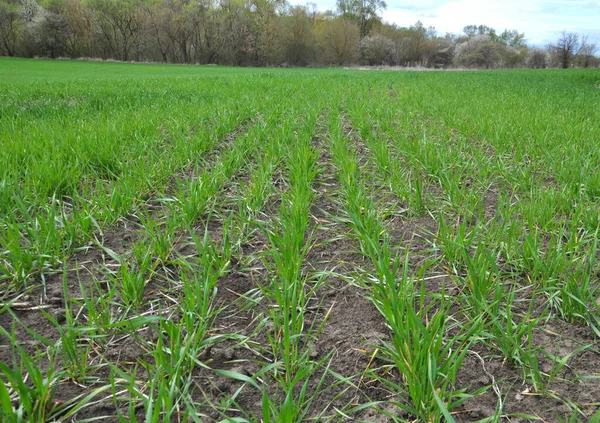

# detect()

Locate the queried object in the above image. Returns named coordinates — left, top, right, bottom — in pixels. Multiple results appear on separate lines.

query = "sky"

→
left=291, top=0, right=600, bottom=47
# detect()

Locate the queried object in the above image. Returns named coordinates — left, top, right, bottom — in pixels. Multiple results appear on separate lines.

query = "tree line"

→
left=1, top=0, right=598, bottom=69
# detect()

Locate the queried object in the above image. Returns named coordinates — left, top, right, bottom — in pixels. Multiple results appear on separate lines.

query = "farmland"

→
left=1, top=57, right=600, bottom=422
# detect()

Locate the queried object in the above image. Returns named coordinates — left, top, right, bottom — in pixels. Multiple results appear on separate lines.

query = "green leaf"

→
left=429, top=355, right=456, bottom=423
left=0, top=378, right=14, bottom=416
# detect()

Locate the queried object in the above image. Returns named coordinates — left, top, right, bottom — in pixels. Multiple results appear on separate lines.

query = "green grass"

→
left=1, top=57, right=600, bottom=422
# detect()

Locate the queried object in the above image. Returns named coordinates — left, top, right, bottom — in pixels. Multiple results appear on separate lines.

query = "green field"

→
left=1, top=57, right=600, bottom=422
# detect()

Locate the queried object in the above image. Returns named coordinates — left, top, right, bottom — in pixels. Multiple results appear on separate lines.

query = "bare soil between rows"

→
left=1, top=118, right=599, bottom=423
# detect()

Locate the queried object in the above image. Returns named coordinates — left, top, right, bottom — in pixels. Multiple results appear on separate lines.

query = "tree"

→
left=216, top=0, right=254, bottom=65
left=38, top=9, right=69, bottom=58
left=336, top=0, right=386, bottom=39
left=319, top=17, right=359, bottom=65
left=498, top=29, right=525, bottom=48
left=428, top=36, right=454, bottom=68
left=149, top=0, right=205, bottom=64
left=144, top=0, right=170, bottom=62
left=574, top=35, right=598, bottom=68
left=549, top=31, right=579, bottom=68
left=281, top=4, right=316, bottom=66
left=395, top=21, right=436, bottom=66
left=190, top=0, right=220, bottom=64
left=0, top=0, right=22, bottom=56
left=461, top=24, right=496, bottom=41
left=89, top=0, right=145, bottom=61
left=248, top=0, right=286, bottom=66
left=19, top=0, right=45, bottom=57
left=62, top=0, right=95, bottom=57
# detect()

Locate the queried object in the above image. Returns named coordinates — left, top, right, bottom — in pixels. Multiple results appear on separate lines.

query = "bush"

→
left=360, top=34, right=396, bottom=66
left=526, top=48, right=549, bottom=68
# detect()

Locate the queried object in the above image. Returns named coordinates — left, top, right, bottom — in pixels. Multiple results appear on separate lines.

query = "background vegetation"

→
left=1, top=0, right=599, bottom=68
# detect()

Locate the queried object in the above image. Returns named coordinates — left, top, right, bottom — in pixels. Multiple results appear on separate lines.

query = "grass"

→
left=1, top=57, right=600, bottom=422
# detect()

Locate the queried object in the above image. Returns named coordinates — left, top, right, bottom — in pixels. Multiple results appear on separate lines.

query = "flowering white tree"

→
left=360, top=33, right=396, bottom=65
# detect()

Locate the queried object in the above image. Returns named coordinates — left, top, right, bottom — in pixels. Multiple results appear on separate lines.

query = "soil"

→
left=1, top=117, right=599, bottom=423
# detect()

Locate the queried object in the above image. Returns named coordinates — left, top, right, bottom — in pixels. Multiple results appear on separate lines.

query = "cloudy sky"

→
left=291, top=0, right=600, bottom=47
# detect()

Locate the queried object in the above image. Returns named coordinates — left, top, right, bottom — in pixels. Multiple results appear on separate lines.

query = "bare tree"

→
left=249, top=0, right=285, bottom=66
left=216, top=0, right=254, bottom=66
left=144, top=2, right=170, bottom=62
left=89, top=0, right=144, bottom=61
left=62, top=0, right=95, bottom=57
left=549, top=31, right=579, bottom=68
left=160, top=0, right=197, bottom=64
left=574, top=35, right=598, bottom=68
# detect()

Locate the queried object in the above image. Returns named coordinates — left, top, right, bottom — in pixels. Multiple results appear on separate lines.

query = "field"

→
left=1, top=57, right=600, bottom=422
